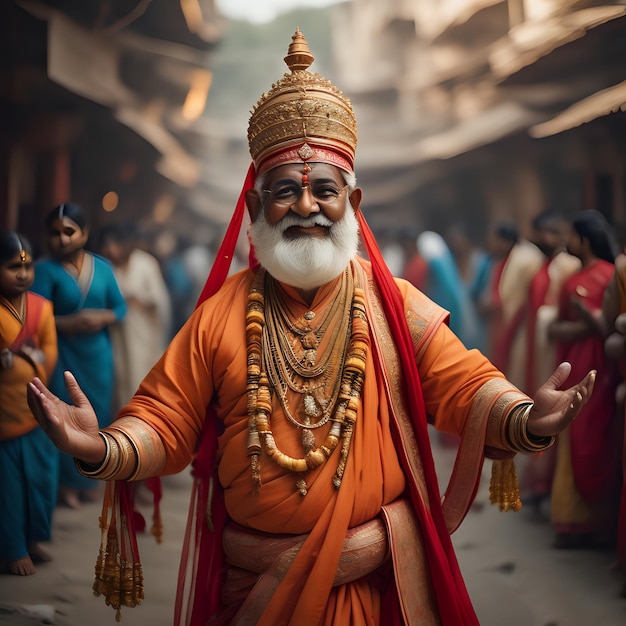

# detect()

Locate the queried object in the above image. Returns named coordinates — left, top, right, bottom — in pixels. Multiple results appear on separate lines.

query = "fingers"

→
left=584, top=369, right=597, bottom=394
left=28, top=376, right=47, bottom=394
left=568, top=370, right=596, bottom=416
left=568, top=389, right=584, bottom=415
left=27, top=380, right=59, bottom=428
left=545, top=362, right=573, bottom=390
left=63, top=371, right=89, bottom=408
left=27, top=382, right=45, bottom=425
left=578, top=369, right=596, bottom=403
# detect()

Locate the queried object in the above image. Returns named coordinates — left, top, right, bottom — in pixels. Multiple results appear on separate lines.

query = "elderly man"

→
left=28, top=30, right=595, bottom=626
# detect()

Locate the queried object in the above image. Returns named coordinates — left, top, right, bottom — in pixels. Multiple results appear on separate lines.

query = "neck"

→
left=579, top=246, right=600, bottom=267
left=295, top=286, right=319, bottom=305
left=2, top=292, right=25, bottom=314
left=62, top=248, right=85, bottom=268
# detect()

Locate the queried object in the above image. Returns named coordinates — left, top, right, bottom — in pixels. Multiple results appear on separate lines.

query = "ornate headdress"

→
left=247, top=28, right=357, bottom=175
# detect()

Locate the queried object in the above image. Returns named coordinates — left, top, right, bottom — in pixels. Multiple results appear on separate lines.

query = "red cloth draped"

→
left=176, top=163, right=256, bottom=626
left=358, top=213, right=477, bottom=624
left=556, top=261, right=620, bottom=504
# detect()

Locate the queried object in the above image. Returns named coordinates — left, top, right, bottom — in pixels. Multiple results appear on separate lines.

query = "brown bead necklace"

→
left=246, top=266, right=369, bottom=496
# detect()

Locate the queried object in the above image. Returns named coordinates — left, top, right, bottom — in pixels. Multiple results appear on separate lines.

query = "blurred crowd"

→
left=2, top=200, right=626, bottom=597
left=0, top=202, right=224, bottom=575
left=386, top=208, right=626, bottom=594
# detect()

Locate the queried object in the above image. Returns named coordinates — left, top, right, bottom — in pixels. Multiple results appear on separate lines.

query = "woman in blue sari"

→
left=32, top=203, right=126, bottom=508
left=416, top=230, right=486, bottom=349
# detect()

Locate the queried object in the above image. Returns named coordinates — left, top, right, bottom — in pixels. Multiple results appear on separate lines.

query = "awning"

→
left=115, top=104, right=200, bottom=187
left=490, top=5, right=626, bottom=82
left=529, top=80, right=626, bottom=138
left=357, top=100, right=541, bottom=170
left=416, top=0, right=505, bottom=41
left=44, top=9, right=201, bottom=187
left=47, top=10, right=135, bottom=107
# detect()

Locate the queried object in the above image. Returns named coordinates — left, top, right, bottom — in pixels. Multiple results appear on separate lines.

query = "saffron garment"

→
left=551, top=260, right=621, bottom=537
left=32, top=253, right=126, bottom=491
left=117, top=258, right=529, bottom=626
left=0, top=292, right=59, bottom=562
left=489, top=239, right=544, bottom=388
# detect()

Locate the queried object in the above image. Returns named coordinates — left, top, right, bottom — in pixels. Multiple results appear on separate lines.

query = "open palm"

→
left=527, top=362, right=596, bottom=438
left=28, top=371, right=104, bottom=464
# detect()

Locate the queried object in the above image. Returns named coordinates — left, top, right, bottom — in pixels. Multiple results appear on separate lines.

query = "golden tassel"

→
left=489, top=458, right=522, bottom=512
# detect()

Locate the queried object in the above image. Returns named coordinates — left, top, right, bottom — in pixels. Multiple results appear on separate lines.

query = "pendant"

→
left=301, top=427, right=316, bottom=454
left=296, top=477, right=308, bottom=496
left=303, top=349, right=317, bottom=367
left=303, top=394, right=320, bottom=418
left=301, top=332, right=318, bottom=349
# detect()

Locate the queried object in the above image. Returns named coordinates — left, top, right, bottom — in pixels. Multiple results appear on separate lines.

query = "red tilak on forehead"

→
left=302, top=163, right=312, bottom=186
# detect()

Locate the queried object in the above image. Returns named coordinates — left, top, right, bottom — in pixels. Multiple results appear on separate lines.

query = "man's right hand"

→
left=27, top=372, right=106, bottom=465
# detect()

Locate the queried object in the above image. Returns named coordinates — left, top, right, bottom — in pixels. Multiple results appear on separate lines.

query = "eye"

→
left=313, top=185, right=340, bottom=199
left=272, top=184, right=300, bottom=200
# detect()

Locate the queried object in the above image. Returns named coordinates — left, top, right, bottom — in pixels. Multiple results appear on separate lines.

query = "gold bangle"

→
left=77, top=418, right=166, bottom=481
left=507, top=404, right=555, bottom=453
left=106, top=427, right=139, bottom=481
left=75, top=431, right=121, bottom=480
left=113, top=417, right=166, bottom=480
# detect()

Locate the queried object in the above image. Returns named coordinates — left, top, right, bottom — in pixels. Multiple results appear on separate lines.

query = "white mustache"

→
left=277, top=214, right=334, bottom=231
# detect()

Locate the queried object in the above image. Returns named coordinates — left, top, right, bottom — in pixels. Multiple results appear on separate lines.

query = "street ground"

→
left=1, top=441, right=625, bottom=625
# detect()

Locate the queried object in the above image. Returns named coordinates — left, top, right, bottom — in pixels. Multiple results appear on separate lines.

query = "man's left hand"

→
left=527, top=362, right=596, bottom=438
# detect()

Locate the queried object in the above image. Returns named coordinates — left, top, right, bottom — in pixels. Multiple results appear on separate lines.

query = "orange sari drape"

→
left=118, top=257, right=519, bottom=625
left=111, top=167, right=519, bottom=624
left=0, top=292, right=57, bottom=440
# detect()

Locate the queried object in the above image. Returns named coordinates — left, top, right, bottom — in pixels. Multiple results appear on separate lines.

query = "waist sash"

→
left=223, top=499, right=439, bottom=625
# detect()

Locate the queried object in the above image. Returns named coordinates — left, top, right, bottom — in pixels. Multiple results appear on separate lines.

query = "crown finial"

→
left=284, top=27, right=314, bottom=72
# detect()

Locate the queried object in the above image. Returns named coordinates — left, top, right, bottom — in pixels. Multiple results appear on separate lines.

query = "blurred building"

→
left=1, top=0, right=223, bottom=254
left=333, top=0, right=626, bottom=240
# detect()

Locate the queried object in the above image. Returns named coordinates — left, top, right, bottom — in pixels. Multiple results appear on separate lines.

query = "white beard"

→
left=249, top=202, right=360, bottom=290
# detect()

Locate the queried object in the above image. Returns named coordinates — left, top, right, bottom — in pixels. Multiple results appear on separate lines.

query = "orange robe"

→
left=0, top=292, right=57, bottom=440
left=119, top=258, right=528, bottom=625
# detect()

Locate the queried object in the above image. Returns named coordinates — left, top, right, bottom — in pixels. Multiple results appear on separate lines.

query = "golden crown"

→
left=247, top=28, right=358, bottom=173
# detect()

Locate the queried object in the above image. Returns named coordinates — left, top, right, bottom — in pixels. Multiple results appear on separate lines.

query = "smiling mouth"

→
left=284, top=224, right=329, bottom=239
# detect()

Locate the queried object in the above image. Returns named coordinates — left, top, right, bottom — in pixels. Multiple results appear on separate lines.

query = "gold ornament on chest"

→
left=246, top=267, right=370, bottom=496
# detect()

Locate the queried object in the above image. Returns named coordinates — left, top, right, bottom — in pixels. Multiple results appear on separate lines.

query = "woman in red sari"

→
left=548, top=210, right=621, bottom=549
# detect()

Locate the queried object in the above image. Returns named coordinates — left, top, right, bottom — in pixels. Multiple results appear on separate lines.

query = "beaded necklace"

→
left=246, top=267, right=369, bottom=496
left=262, top=269, right=352, bottom=436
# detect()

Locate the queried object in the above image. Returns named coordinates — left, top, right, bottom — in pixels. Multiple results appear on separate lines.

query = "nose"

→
left=60, top=233, right=72, bottom=246
left=290, top=186, right=319, bottom=217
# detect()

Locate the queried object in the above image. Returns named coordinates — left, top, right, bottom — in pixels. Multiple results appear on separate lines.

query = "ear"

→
left=246, top=189, right=262, bottom=223
left=348, top=187, right=362, bottom=214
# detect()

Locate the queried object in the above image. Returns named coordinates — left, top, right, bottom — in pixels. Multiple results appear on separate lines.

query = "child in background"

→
left=0, top=231, right=58, bottom=575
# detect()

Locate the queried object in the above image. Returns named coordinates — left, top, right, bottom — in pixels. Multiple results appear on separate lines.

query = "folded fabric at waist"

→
left=222, top=514, right=390, bottom=586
